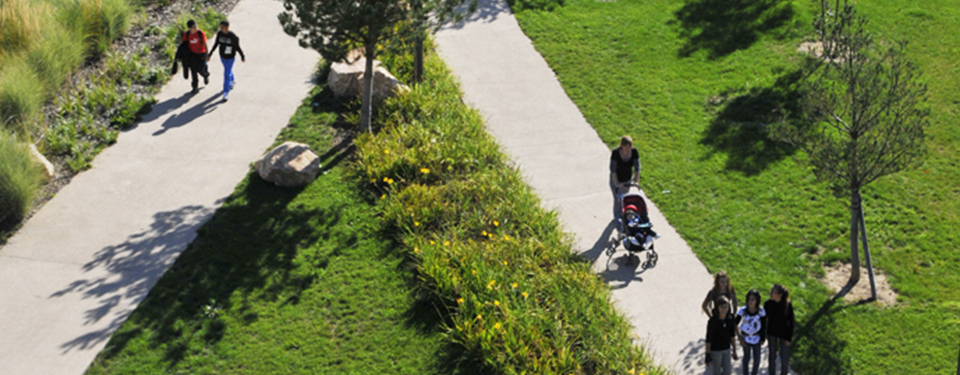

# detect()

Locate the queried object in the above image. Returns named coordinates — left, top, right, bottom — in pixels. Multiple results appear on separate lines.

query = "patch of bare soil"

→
left=822, top=262, right=898, bottom=306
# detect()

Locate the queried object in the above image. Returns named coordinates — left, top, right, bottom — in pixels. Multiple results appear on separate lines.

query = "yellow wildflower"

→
left=494, top=220, right=499, bottom=226
left=471, top=269, right=477, bottom=275
left=487, top=279, right=496, bottom=289
left=444, top=241, right=450, bottom=246
left=482, top=230, right=487, bottom=236
left=420, top=168, right=430, bottom=174
left=512, top=282, right=518, bottom=289
left=504, top=235, right=510, bottom=241
left=414, top=221, right=420, bottom=226
left=493, top=300, right=500, bottom=307
left=380, top=194, right=386, bottom=200
left=522, top=292, right=529, bottom=299
left=430, top=240, right=435, bottom=245
left=502, top=260, right=508, bottom=266
left=494, top=322, right=502, bottom=330
left=457, top=297, right=464, bottom=304
left=476, top=314, right=482, bottom=320
left=628, top=369, right=634, bottom=375
left=414, top=248, right=420, bottom=253
left=384, top=149, right=390, bottom=154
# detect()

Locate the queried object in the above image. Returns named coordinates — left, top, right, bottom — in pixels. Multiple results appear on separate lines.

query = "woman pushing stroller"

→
left=610, top=135, right=659, bottom=265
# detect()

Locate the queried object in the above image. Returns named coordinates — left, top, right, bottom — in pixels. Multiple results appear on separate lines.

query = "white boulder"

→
left=328, top=57, right=409, bottom=102
left=254, top=142, right=321, bottom=188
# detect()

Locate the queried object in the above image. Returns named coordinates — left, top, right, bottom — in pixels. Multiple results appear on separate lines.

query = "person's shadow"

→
left=153, top=92, right=222, bottom=136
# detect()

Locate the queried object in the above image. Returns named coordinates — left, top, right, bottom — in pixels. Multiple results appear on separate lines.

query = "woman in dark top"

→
left=764, top=284, right=795, bottom=375
left=609, top=135, right=640, bottom=216
left=705, top=295, right=739, bottom=375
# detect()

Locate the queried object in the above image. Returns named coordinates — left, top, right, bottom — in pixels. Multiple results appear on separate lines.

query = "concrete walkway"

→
left=0, top=0, right=316, bottom=373
left=436, top=1, right=716, bottom=373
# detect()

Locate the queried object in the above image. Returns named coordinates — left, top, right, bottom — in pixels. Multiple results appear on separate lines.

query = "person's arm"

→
left=730, top=326, right=739, bottom=360
left=702, top=290, right=715, bottom=316
left=234, top=33, right=245, bottom=61
left=609, top=157, right=620, bottom=186
left=785, top=303, right=795, bottom=345
left=631, top=149, right=640, bottom=184
left=759, top=309, right=767, bottom=345
left=705, top=320, right=714, bottom=364
left=208, top=32, right=221, bottom=61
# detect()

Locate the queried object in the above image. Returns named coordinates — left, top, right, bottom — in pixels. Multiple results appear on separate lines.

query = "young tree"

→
left=408, top=0, right=477, bottom=83
left=279, top=0, right=474, bottom=132
left=776, top=0, right=929, bottom=299
left=280, top=1, right=407, bottom=132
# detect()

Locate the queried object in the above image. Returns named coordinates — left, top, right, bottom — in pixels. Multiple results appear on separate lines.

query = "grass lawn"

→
left=84, top=85, right=446, bottom=374
left=514, top=0, right=960, bottom=373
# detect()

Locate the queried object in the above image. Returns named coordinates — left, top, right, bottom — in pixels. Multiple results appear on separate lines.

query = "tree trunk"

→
left=845, top=190, right=862, bottom=294
left=414, top=35, right=424, bottom=84
left=859, top=201, right=878, bottom=301
left=360, top=42, right=376, bottom=132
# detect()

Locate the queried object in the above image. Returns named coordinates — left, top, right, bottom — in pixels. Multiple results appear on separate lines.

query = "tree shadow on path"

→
left=699, top=69, right=806, bottom=175
left=671, top=0, right=795, bottom=59
left=76, top=177, right=332, bottom=369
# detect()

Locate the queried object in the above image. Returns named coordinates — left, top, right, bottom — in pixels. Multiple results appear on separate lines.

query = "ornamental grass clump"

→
left=0, top=131, right=43, bottom=228
left=353, top=51, right=663, bottom=375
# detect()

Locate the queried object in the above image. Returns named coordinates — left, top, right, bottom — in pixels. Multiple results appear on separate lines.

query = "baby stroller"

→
left=616, top=184, right=659, bottom=268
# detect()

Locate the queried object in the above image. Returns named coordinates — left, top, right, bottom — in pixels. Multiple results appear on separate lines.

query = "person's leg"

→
left=221, top=57, right=234, bottom=97
left=708, top=351, right=722, bottom=375
left=720, top=348, right=732, bottom=375
left=779, top=340, right=791, bottom=375
left=750, top=344, right=762, bottom=375
left=741, top=344, right=750, bottom=375
left=190, top=62, right=199, bottom=91
left=768, top=337, right=780, bottom=375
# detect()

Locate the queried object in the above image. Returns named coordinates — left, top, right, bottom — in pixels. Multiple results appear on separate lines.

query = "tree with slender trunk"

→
left=409, top=0, right=476, bottom=84
left=280, top=1, right=408, bottom=132
left=774, top=0, right=929, bottom=299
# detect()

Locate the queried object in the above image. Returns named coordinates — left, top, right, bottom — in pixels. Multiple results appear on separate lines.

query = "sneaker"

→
left=222, top=94, right=228, bottom=102
left=204, top=75, right=209, bottom=85
left=230, top=79, right=235, bottom=90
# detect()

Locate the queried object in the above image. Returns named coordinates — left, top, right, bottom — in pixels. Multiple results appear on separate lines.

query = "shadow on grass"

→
left=87, top=176, right=332, bottom=368
left=792, top=297, right=856, bottom=374
left=699, top=69, right=805, bottom=175
left=671, top=0, right=795, bottom=59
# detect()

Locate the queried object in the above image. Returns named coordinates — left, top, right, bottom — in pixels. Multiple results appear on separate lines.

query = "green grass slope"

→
left=514, top=0, right=960, bottom=373
left=84, top=87, right=445, bottom=374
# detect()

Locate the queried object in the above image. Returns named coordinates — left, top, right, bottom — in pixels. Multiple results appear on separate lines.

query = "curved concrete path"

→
left=0, top=0, right=317, bottom=373
left=436, top=1, right=716, bottom=373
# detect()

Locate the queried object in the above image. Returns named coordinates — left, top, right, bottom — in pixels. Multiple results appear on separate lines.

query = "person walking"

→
left=181, top=19, right=210, bottom=93
left=736, top=289, right=767, bottom=375
left=764, top=284, right=796, bottom=375
left=609, top=135, right=640, bottom=217
left=705, top=295, right=739, bottom=375
left=207, top=20, right=245, bottom=102
left=702, top=270, right=739, bottom=317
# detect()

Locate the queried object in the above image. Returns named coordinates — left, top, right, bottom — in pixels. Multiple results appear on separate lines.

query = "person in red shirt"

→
left=181, top=19, right=210, bottom=93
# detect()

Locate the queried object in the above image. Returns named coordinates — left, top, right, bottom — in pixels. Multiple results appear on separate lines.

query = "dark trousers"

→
left=185, top=53, right=209, bottom=89
left=742, top=343, right=762, bottom=375
left=768, top=336, right=790, bottom=375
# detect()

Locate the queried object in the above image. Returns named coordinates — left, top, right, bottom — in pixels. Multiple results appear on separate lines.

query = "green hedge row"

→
left=353, top=52, right=664, bottom=375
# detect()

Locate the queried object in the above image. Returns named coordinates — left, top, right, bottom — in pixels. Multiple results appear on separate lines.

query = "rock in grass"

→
left=328, top=57, right=409, bottom=102
left=254, top=142, right=321, bottom=188
left=29, top=144, right=55, bottom=181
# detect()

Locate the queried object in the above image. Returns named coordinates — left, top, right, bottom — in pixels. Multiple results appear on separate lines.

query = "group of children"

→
left=174, top=19, right=246, bottom=101
left=702, top=271, right=796, bottom=375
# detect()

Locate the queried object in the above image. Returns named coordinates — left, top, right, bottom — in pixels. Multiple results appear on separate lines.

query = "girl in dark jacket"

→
left=764, top=284, right=795, bottom=375
left=705, top=295, right=739, bottom=375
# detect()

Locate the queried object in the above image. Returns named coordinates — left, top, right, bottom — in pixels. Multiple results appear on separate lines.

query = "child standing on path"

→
left=208, top=20, right=245, bottom=102
left=764, top=284, right=796, bottom=375
left=705, top=296, right=739, bottom=375
left=736, top=289, right=767, bottom=375
left=703, top=270, right=738, bottom=317
left=182, top=20, right=210, bottom=93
